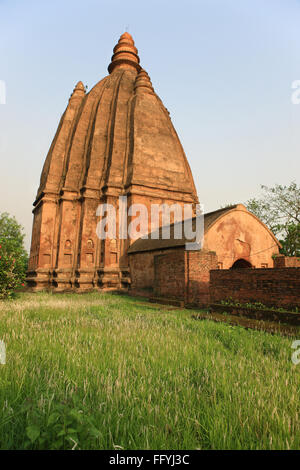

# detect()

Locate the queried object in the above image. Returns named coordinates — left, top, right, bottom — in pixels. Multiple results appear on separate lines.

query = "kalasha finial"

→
left=70, top=81, right=86, bottom=99
left=134, top=69, right=154, bottom=94
left=108, top=32, right=141, bottom=74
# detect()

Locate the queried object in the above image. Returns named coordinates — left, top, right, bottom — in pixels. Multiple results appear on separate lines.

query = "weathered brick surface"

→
left=273, top=255, right=300, bottom=268
left=185, top=250, right=218, bottom=306
left=27, top=31, right=282, bottom=298
left=204, top=206, right=280, bottom=269
left=137, top=248, right=218, bottom=306
left=27, top=33, right=198, bottom=292
left=153, top=251, right=185, bottom=300
left=129, top=248, right=180, bottom=296
left=210, top=268, right=300, bottom=308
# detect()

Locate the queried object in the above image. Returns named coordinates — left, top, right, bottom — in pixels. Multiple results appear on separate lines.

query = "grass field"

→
left=0, top=291, right=299, bottom=450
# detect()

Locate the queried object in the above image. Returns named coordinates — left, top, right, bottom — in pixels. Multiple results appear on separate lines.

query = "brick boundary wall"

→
left=273, top=255, right=300, bottom=268
left=129, top=248, right=182, bottom=296
left=185, top=250, right=218, bottom=306
left=154, top=251, right=185, bottom=300
left=152, top=249, right=217, bottom=306
left=210, top=267, right=300, bottom=309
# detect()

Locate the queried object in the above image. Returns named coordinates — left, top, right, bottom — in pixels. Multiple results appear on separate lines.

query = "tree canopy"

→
left=246, top=182, right=300, bottom=257
left=0, top=212, right=28, bottom=299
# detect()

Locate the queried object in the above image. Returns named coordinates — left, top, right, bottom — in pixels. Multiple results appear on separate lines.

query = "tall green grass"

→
left=0, top=292, right=299, bottom=449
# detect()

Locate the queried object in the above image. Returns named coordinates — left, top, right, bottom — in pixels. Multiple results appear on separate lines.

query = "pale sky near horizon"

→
left=0, top=0, right=300, bottom=250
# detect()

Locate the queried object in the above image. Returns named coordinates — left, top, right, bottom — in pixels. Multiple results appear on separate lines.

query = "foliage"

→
left=23, top=402, right=101, bottom=450
left=0, top=212, right=28, bottom=299
left=219, top=298, right=299, bottom=314
left=278, top=223, right=300, bottom=257
left=246, top=182, right=300, bottom=256
left=0, top=292, right=299, bottom=450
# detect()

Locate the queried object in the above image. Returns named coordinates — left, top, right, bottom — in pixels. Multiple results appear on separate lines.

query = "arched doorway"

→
left=231, top=258, right=252, bottom=269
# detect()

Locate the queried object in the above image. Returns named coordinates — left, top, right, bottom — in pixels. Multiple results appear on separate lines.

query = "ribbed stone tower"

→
left=27, top=33, right=198, bottom=291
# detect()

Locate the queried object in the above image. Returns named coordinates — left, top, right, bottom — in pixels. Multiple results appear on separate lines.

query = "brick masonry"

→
left=150, top=249, right=217, bottom=306
left=273, top=255, right=300, bottom=268
left=185, top=250, right=218, bottom=306
left=130, top=248, right=300, bottom=309
left=129, top=248, right=182, bottom=296
left=27, top=33, right=198, bottom=292
left=154, top=251, right=186, bottom=300
left=210, top=267, right=300, bottom=308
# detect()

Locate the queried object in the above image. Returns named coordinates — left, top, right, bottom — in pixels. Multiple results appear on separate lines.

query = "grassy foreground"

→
left=0, top=292, right=299, bottom=450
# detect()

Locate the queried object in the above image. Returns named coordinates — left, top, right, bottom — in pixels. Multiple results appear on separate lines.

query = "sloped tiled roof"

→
left=128, top=205, right=239, bottom=254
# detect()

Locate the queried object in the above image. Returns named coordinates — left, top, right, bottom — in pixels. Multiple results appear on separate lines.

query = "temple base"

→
left=26, top=268, right=51, bottom=291
left=26, top=266, right=131, bottom=293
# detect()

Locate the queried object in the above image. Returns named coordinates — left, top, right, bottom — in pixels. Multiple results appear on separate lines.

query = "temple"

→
left=27, top=33, right=280, bottom=295
left=26, top=33, right=199, bottom=291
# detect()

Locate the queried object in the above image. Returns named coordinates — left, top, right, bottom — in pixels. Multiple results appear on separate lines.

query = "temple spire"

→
left=134, top=69, right=154, bottom=94
left=69, top=81, right=86, bottom=100
left=108, top=32, right=141, bottom=74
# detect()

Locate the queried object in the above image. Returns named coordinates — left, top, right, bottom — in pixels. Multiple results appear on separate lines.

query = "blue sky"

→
left=0, top=0, right=300, bottom=249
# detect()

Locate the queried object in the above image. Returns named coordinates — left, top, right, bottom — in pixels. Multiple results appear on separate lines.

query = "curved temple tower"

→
left=27, top=33, right=198, bottom=291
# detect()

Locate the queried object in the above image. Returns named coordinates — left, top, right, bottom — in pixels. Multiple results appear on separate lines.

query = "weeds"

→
left=0, top=292, right=299, bottom=449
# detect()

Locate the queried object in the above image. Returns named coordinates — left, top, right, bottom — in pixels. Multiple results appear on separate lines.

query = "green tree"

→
left=246, top=182, right=300, bottom=256
left=0, top=212, right=28, bottom=299
left=279, top=223, right=300, bottom=257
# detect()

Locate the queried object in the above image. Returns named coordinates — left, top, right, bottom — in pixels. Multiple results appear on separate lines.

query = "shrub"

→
left=0, top=213, right=28, bottom=299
